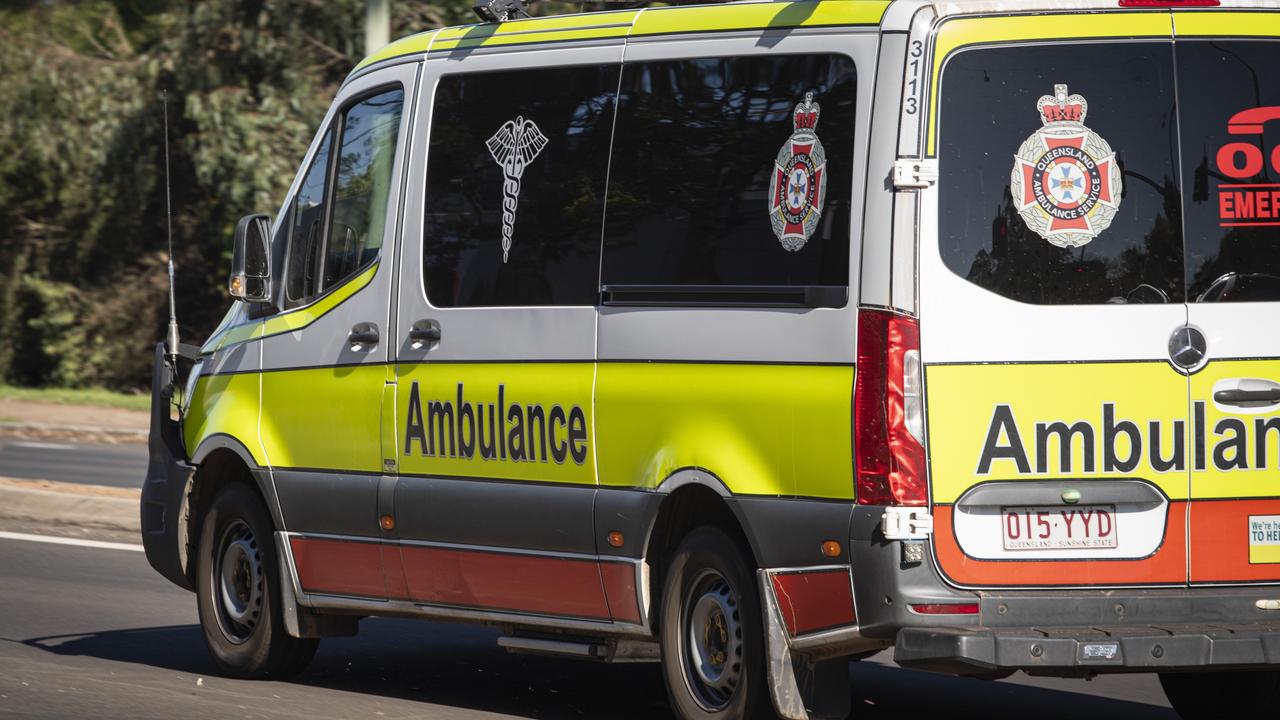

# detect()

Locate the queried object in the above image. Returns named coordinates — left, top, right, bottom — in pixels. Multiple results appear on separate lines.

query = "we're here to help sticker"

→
left=1248, top=515, right=1280, bottom=564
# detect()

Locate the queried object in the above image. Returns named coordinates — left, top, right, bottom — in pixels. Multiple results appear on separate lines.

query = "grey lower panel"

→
left=896, top=623, right=1280, bottom=676
left=274, top=469, right=380, bottom=537
left=394, top=475, right=596, bottom=554
left=730, top=495, right=854, bottom=568
left=593, top=488, right=859, bottom=567
left=594, top=487, right=664, bottom=559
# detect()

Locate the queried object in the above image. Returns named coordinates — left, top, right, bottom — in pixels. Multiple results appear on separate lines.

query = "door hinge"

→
left=893, top=158, right=938, bottom=190
left=882, top=506, right=933, bottom=540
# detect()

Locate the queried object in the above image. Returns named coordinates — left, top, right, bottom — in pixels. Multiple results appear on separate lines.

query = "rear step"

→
left=498, top=635, right=660, bottom=663
left=895, top=624, right=1280, bottom=677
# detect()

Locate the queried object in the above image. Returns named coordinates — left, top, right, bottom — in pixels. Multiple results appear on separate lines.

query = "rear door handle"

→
left=1214, top=388, right=1280, bottom=405
left=1212, top=378, right=1280, bottom=411
left=347, top=322, right=379, bottom=350
left=408, top=320, right=441, bottom=350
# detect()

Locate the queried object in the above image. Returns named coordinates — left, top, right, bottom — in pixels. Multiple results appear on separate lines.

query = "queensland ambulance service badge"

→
left=769, top=92, right=827, bottom=252
left=1010, top=84, right=1121, bottom=248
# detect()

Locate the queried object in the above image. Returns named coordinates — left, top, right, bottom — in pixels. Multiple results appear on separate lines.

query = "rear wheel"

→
left=1159, top=670, right=1280, bottom=719
left=196, top=482, right=318, bottom=678
left=659, top=526, right=773, bottom=720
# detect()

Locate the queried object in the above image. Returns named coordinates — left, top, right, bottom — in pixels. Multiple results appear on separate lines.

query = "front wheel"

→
left=196, top=482, right=318, bottom=678
left=1159, top=670, right=1280, bottom=719
left=659, top=526, right=773, bottom=720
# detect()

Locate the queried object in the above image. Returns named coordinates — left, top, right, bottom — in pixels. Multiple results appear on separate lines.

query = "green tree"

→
left=0, top=0, right=469, bottom=389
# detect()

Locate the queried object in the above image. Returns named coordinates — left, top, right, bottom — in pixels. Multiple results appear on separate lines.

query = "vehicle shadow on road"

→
left=22, top=618, right=1175, bottom=720
left=22, top=624, right=216, bottom=675
left=848, top=662, right=1176, bottom=719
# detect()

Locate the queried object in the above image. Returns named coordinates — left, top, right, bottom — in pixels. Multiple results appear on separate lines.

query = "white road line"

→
left=0, top=530, right=143, bottom=552
left=8, top=441, right=77, bottom=451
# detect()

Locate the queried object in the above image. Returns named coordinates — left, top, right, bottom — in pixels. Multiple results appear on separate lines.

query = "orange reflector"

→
left=379, top=515, right=395, bottom=531
left=821, top=540, right=842, bottom=558
left=607, top=531, right=625, bottom=548
left=909, top=603, right=980, bottom=615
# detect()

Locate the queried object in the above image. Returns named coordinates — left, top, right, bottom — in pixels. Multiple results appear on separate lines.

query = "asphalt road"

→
left=0, top=535, right=1180, bottom=720
left=0, top=437, right=146, bottom=489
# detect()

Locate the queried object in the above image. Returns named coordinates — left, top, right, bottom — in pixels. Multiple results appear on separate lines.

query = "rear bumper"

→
left=896, top=622, right=1280, bottom=675
left=846, top=505, right=1280, bottom=675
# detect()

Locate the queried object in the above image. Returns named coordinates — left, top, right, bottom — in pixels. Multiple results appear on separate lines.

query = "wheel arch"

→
left=187, top=434, right=284, bottom=586
left=641, top=468, right=762, bottom=632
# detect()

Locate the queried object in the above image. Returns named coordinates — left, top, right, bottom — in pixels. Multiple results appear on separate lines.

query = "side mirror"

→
left=229, top=213, right=272, bottom=302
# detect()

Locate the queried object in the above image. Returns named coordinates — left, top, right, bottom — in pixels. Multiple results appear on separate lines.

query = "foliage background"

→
left=0, top=0, right=494, bottom=391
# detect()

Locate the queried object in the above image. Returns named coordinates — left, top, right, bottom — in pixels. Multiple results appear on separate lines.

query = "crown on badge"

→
left=793, top=92, right=821, bottom=132
left=1036, top=84, right=1088, bottom=125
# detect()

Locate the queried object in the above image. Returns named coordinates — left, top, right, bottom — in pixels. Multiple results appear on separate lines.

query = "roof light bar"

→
left=1118, top=0, right=1219, bottom=7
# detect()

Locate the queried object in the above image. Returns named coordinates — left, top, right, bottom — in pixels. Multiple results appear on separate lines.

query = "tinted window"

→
left=601, top=54, right=856, bottom=290
left=938, top=43, right=1184, bottom=305
left=1178, top=40, right=1280, bottom=302
left=286, top=130, right=332, bottom=303
left=325, top=88, right=404, bottom=289
left=423, top=65, right=618, bottom=307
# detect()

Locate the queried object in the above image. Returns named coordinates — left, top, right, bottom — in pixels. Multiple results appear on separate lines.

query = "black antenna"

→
left=162, top=90, right=180, bottom=366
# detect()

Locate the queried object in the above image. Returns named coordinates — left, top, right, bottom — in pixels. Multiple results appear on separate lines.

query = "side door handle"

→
left=408, top=319, right=441, bottom=350
left=347, top=322, right=379, bottom=350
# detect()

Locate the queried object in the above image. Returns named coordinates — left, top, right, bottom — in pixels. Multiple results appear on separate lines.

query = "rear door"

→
left=1173, top=14, right=1280, bottom=584
left=919, top=13, right=1192, bottom=588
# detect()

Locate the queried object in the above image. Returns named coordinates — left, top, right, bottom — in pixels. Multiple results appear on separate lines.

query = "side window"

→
left=937, top=43, right=1183, bottom=305
left=286, top=131, right=332, bottom=303
left=1178, top=40, right=1280, bottom=302
left=284, top=86, right=405, bottom=305
left=600, top=54, right=857, bottom=295
left=423, top=65, right=618, bottom=307
left=326, top=88, right=404, bottom=289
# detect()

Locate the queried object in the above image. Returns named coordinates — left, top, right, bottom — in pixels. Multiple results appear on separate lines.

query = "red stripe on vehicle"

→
left=290, top=536, right=388, bottom=598
left=399, top=544, right=611, bottom=619
left=380, top=543, right=411, bottom=601
left=600, top=561, right=642, bottom=624
left=769, top=568, right=855, bottom=636
left=1191, top=498, right=1280, bottom=583
left=932, top=503, right=1187, bottom=587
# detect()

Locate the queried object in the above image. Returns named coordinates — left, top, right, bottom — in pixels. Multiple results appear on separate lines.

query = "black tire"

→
left=1159, top=670, right=1280, bottom=719
left=196, top=482, right=318, bottom=678
left=659, top=525, right=774, bottom=720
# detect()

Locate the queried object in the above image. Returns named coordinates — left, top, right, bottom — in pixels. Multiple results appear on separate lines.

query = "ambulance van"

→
left=142, top=1, right=1280, bottom=717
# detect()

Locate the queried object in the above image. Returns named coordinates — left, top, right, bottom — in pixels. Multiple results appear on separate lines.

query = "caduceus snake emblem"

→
left=486, top=116, right=548, bottom=263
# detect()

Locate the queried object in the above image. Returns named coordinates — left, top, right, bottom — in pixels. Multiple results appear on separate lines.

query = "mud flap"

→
left=758, top=571, right=852, bottom=720
left=275, top=531, right=358, bottom=639
left=140, top=343, right=196, bottom=591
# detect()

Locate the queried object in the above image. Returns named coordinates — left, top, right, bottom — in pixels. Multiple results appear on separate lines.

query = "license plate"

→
left=1001, top=505, right=1117, bottom=551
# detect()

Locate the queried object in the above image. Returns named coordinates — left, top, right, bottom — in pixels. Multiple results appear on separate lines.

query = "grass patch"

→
left=0, top=385, right=149, bottom=411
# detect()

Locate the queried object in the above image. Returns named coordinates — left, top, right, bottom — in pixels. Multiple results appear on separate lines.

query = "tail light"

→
left=854, top=309, right=926, bottom=506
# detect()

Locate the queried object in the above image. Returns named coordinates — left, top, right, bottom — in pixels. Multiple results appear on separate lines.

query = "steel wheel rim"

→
left=213, top=519, right=263, bottom=645
left=681, top=568, right=743, bottom=712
